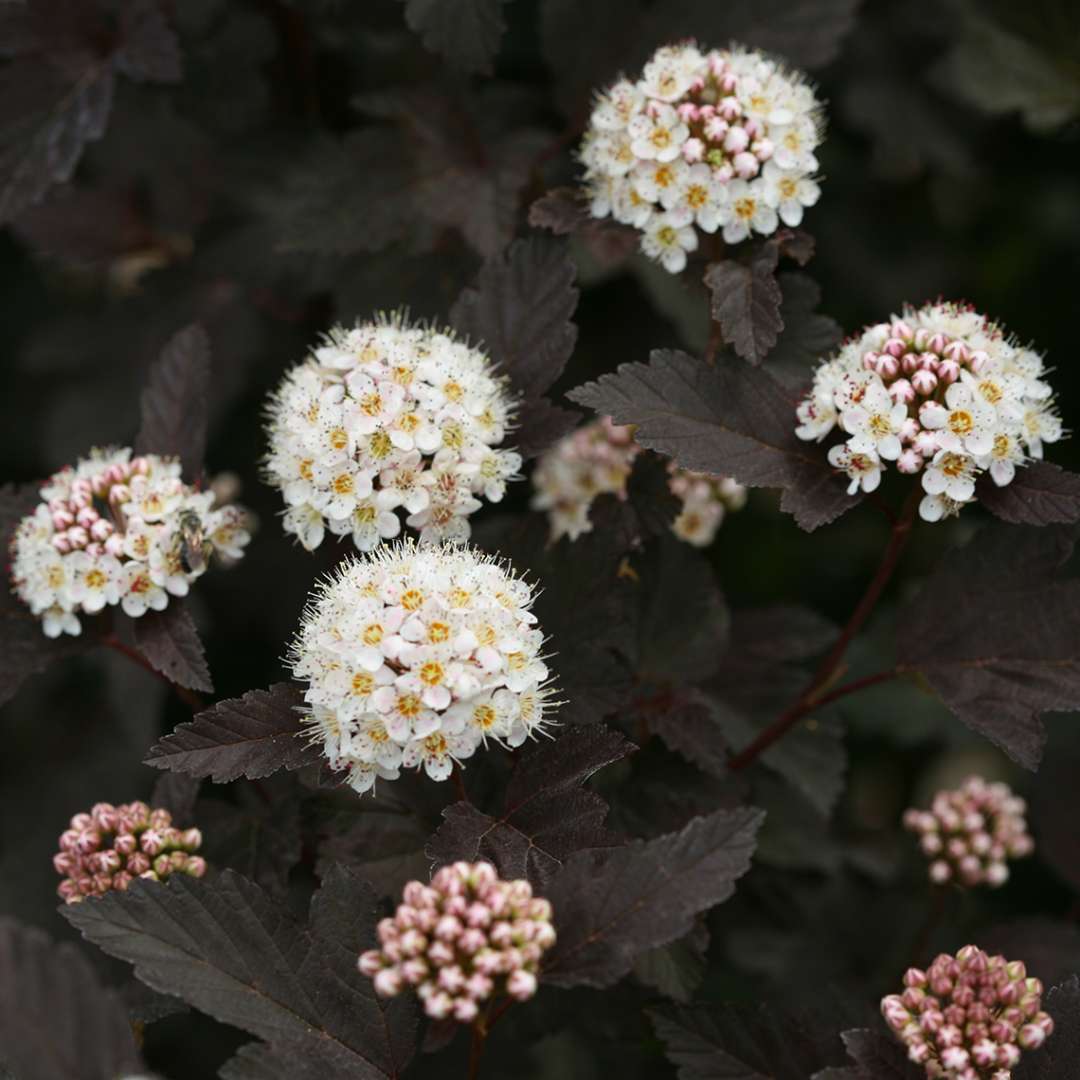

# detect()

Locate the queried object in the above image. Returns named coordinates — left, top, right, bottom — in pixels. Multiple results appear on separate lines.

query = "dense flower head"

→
left=794, top=301, right=1064, bottom=522
left=359, top=861, right=555, bottom=1022
left=10, top=447, right=250, bottom=638
left=579, top=41, right=824, bottom=272
left=290, top=541, right=556, bottom=794
left=54, top=800, right=205, bottom=903
left=881, top=945, right=1053, bottom=1079
left=904, top=776, right=1033, bottom=889
left=264, top=314, right=521, bottom=553
left=531, top=416, right=746, bottom=546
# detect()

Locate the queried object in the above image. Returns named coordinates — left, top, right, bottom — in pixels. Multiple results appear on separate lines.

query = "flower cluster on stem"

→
left=264, top=315, right=521, bottom=552
left=904, top=776, right=1033, bottom=888
left=531, top=416, right=746, bottom=546
left=881, top=945, right=1053, bottom=1078
left=580, top=41, right=823, bottom=272
left=10, top=447, right=250, bottom=637
left=795, top=301, right=1063, bottom=521
left=359, top=861, right=555, bottom=1022
left=54, top=801, right=205, bottom=903
left=290, top=541, right=557, bottom=794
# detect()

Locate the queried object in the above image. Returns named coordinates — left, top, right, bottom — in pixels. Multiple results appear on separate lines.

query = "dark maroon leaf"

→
left=132, top=603, right=213, bottom=692
left=450, top=235, right=579, bottom=400
left=63, top=867, right=418, bottom=1079
left=542, top=806, right=764, bottom=988
left=767, top=273, right=843, bottom=389
left=145, top=684, right=318, bottom=782
left=221, top=1041, right=372, bottom=1080
left=133, top=322, right=211, bottom=481
left=813, top=1029, right=922, bottom=1079
left=0, top=919, right=145, bottom=1080
left=625, top=452, right=683, bottom=541
left=426, top=725, right=635, bottom=887
left=981, top=920, right=1080, bottom=990
left=528, top=186, right=591, bottom=235
left=705, top=252, right=784, bottom=365
left=632, top=922, right=709, bottom=1004
left=897, top=524, right=1080, bottom=769
left=651, top=1002, right=851, bottom=1080
left=402, top=0, right=509, bottom=76
left=513, top=397, right=582, bottom=460
left=1014, top=977, right=1080, bottom=1079
left=978, top=461, right=1080, bottom=526
left=568, top=349, right=860, bottom=531
left=774, top=229, right=816, bottom=266
left=114, top=0, right=183, bottom=84
left=647, top=689, right=732, bottom=779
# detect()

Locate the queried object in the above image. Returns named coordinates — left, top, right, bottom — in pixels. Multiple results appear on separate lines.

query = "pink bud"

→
left=718, top=96, right=741, bottom=121
left=677, top=102, right=697, bottom=121
left=373, top=969, right=403, bottom=997
left=937, top=359, right=961, bottom=383
left=969, top=350, right=989, bottom=374
left=682, top=137, right=705, bottom=163
left=507, top=969, right=538, bottom=1001
left=453, top=997, right=478, bottom=1022
left=874, top=354, right=899, bottom=380
left=888, top=378, right=915, bottom=404
left=53, top=535, right=72, bottom=553
left=723, top=126, right=749, bottom=153
left=704, top=116, right=729, bottom=141
left=883, top=337, right=907, bottom=358
left=732, top=151, right=758, bottom=178
left=753, top=138, right=774, bottom=161
left=358, top=951, right=383, bottom=977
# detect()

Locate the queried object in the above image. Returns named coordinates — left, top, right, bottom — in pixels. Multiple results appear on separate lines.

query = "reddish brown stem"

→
left=466, top=1020, right=487, bottom=1080
left=452, top=763, right=470, bottom=805
left=728, top=493, right=919, bottom=772
left=105, top=637, right=205, bottom=711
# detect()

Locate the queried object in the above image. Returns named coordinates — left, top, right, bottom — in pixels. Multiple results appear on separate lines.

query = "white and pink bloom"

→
left=881, top=946, right=1053, bottom=1077
left=290, top=541, right=557, bottom=794
left=531, top=416, right=746, bottom=547
left=580, top=42, right=824, bottom=273
left=10, top=448, right=250, bottom=637
left=359, top=861, right=556, bottom=1021
left=265, top=315, right=521, bottom=553
left=794, top=301, right=1065, bottom=522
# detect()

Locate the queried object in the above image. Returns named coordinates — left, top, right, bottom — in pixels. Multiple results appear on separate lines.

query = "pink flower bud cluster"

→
left=358, top=861, right=555, bottom=1022
left=904, top=777, right=1033, bottom=888
left=11, top=446, right=250, bottom=638
left=54, top=801, right=206, bottom=904
left=881, top=946, right=1053, bottom=1079
left=795, top=301, right=1063, bottom=523
left=531, top=416, right=746, bottom=547
left=580, top=42, right=823, bottom=272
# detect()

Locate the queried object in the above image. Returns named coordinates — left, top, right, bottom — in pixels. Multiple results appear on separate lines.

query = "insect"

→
left=177, top=509, right=214, bottom=575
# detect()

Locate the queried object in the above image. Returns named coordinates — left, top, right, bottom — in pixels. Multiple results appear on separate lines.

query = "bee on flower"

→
left=9, top=448, right=251, bottom=637
left=289, top=541, right=558, bottom=794
left=531, top=416, right=746, bottom=546
left=794, top=301, right=1065, bottom=521
left=264, top=314, right=522, bottom=553
left=579, top=42, right=824, bottom=273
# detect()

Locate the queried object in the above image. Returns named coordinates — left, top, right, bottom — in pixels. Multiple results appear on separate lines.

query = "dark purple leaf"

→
left=528, top=186, right=591, bottom=235
left=131, top=603, right=213, bottom=693
left=150, top=771, right=200, bottom=825
left=133, top=322, right=211, bottom=481
left=978, top=461, right=1080, bottom=526
left=651, top=1002, right=851, bottom=1080
left=981, top=920, right=1080, bottom=990
left=513, top=397, right=582, bottom=460
left=625, top=452, right=683, bottom=542
left=568, top=349, right=860, bottom=531
left=450, top=235, right=579, bottom=400
left=646, top=689, right=732, bottom=779
left=705, top=253, right=784, bottom=365
left=221, top=1041, right=371, bottom=1080
left=767, top=273, right=843, bottom=389
left=426, top=725, right=635, bottom=887
left=632, top=922, right=709, bottom=1004
left=542, top=806, right=764, bottom=988
left=813, top=1028, right=922, bottom=1079
left=1014, top=977, right=1080, bottom=1079
left=402, top=0, right=509, bottom=76
left=114, top=0, right=183, bottom=84
left=897, top=524, right=1080, bottom=769
left=63, top=867, right=418, bottom=1079
left=0, top=919, right=144, bottom=1080
left=144, top=683, right=318, bottom=782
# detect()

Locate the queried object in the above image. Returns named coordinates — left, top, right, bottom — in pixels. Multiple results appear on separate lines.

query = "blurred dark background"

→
left=2, top=0, right=1080, bottom=1075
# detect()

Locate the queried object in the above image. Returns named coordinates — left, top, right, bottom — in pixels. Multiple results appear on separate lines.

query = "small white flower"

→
left=761, top=161, right=820, bottom=227
left=922, top=450, right=977, bottom=503
left=720, top=179, right=778, bottom=244
left=119, top=564, right=169, bottom=618
left=827, top=443, right=883, bottom=495
left=841, top=378, right=908, bottom=460
left=627, top=104, right=688, bottom=163
left=641, top=211, right=698, bottom=273
left=667, top=163, right=726, bottom=232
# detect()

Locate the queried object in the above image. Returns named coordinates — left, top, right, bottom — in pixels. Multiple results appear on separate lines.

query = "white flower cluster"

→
left=795, top=301, right=1064, bottom=522
left=580, top=41, right=823, bottom=273
left=10, top=448, right=250, bottom=638
left=290, top=541, right=556, bottom=794
left=531, top=416, right=746, bottom=546
left=264, top=316, right=521, bottom=553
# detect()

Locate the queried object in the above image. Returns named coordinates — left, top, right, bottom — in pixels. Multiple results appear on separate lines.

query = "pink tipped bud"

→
left=682, top=137, right=705, bottom=163
left=373, top=969, right=403, bottom=997
left=358, top=951, right=383, bottom=977
left=883, top=337, right=907, bottom=358
left=753, top=138, right=774, bottom=161
left=874, top=354, right=900, bottom=380
left=732, top=151, right=759, bottom=179
left=453, top=997, right=478, bottom=1022
left=718, top=96, right=741, bottom=121
left=937, top=359, right=961, bottom=383
left=723, top=126, right=749, bottom=153
left=969, top=349, right=990, bottom=374
left=889, top=378, right=915, bottom=405
left=507, top=969, right=538, bottom=1001
left=181, top=828, right=202, bottom=851
left=911, top=369, right=938, bottom=396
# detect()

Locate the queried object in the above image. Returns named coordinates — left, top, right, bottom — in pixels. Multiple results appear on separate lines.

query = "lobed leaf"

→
left=0, top=919, right=144, bottom=1080
left=131, top=603, right=213, bottom=693
left=542, top=806, right=764, bottom=988
left=897, top=524, right=1080, bottom=769
left=63, top=867, right=417, bottom=1079
left=568, top=349, right=860, bottom=531
left=144, top=683, right=318, bottom=782
left=705, top=253, right=784, bottom=365
left=133, top=322, right=211, bottom=481
left=977, top=461, right=1080, bottom=526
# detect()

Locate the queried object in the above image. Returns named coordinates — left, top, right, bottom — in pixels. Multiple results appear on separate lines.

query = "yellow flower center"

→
left=734, top=197, right=756, bottom=221
left=948, top=410, right=974, bottom=436
left=362, top=624, right=383, bottom=646
left=351, top=672, right=374, bottom=695
left=401, top=589, right=424, bottom=611
left=328, top=428, right=348, bottom=451
left=419, top=662, right=444, bottom=686
left=428, top=621, right=450, bottom=643
left=332, top=473, right=354, bottom=495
